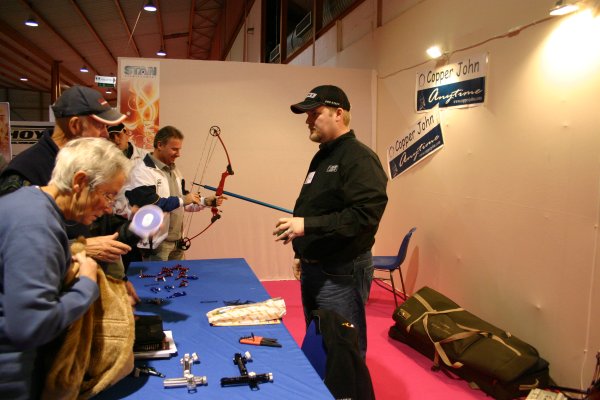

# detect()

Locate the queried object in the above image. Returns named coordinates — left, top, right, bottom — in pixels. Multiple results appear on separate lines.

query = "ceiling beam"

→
left=187, top=0, right=196, bottom=59
left=0, top=49, right=48, bottom=87
left=221, top=0, right=254, bottom=62
left=0, top=36, right=49, bottom=76
left=164, top=32, right=188, bottom=40
left=113, top=0, right=141, bottom=57
left=18, top=0, right=102, bottom=76
left=0, top=75, right=28, bottom=91
left=0, top=62, right=46, bottom=91
left=67, top=0, right=117, bottom=66
left=0, top=23, right=52, bottom=65
left=0, top=23, right=86, bottom=88
left=193, top=30, right=214, bottom=41
left=156, top=0, right=166, bottom=54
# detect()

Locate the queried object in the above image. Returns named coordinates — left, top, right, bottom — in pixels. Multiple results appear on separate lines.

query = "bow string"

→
left=180, top=126, right=233, bottom=250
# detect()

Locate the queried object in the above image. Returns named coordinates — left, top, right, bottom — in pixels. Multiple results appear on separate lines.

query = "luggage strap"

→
left=408, top=292, right=521, bottom=370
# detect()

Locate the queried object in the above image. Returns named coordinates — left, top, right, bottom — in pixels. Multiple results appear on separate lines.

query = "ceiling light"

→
left=156, top=48, right=167, bottom=57
left=19, top=77, right=28, bottom=82
left=80, top=65, right=89, bottom=73
left=426, top=46, right=443, bottom=59
left=105, top=89, right=113, bottom=94
left=549, top=0, right=580, bottom=16
left=143, top=0, right=157, bottom=12
left=24, top=17, right=38, bottom=27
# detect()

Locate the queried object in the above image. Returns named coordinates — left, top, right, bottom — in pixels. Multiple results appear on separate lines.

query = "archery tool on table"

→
left=163, top=352, right=207, bottom=392
left=239, top=333, right=282, bottom=348
left=220, top=351, right=273, bottom=390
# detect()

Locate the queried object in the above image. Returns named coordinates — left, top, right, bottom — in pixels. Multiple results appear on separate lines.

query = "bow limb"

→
left=209, top=125, right=234, bottom=223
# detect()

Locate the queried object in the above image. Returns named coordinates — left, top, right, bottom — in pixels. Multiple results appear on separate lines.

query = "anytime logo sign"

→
left=386, top=106, right=444, bottom=179
left=415, top=52, right=488, bottom=111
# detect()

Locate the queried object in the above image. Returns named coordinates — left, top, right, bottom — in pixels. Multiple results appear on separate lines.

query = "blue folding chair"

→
left=372, top=227, right=417, bottom=308
left=301, top=318, right=327, bottom=380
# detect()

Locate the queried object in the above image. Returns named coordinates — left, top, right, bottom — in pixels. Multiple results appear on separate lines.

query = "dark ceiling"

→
left=0, top=0, right=253, bottom=101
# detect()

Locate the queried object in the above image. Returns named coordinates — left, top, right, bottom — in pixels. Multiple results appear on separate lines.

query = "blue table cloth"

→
left=93, top=258, right=333, bottom=399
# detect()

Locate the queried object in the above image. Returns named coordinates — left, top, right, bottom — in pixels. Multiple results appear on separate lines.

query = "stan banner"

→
left=118, top=59, right=160, bottom=150
left=416, top=53, right=487, bottom=112
left=387, top=106, right=443, bottom=179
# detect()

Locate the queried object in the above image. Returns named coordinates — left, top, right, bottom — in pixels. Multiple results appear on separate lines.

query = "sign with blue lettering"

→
left=415, top=53, right=487, bottom=111
left=387, top=106, right=443, bottom=179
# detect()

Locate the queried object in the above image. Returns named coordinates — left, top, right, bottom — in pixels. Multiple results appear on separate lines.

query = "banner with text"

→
left=0, top=103, right=10, bottom=166
left=416, top=53, right=487, bottom=112
left=387, top=106, right=443, bottom=179
left=118, top=59, right=160, bottom=150
left=10, top=121, right=54, bottom=157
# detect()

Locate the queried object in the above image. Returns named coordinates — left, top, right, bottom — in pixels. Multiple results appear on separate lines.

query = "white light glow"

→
left=142, top=213, right=155, bottom=228
left=144, top=1, right=157, bottom=12
left=542, top=10, right=600, bottom=81
left=550, top=2, right=579, bottom=16
left=426, top=46, right=443, bottom=59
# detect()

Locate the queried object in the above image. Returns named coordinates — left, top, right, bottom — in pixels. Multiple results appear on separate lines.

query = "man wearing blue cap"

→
left=0, top=86, right=131, bottom=264
left=274, top=85, right=388, bottom=358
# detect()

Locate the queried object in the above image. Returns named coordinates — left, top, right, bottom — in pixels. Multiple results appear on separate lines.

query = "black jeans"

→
left=300, top=251, right=373, bottom=357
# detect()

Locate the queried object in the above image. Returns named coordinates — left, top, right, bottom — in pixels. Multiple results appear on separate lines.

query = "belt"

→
left=300, top=258, right=321, bottom=264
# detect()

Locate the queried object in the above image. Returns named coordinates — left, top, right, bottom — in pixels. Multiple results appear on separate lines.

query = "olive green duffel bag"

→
left=389, top=286, right=550, bottom=400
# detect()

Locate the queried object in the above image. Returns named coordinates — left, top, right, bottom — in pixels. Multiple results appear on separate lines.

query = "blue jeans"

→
left=300, top=251, right=374, bottom=357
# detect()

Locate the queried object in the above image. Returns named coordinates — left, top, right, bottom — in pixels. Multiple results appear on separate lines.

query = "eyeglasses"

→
left=98, top=191, right=117, bottom=205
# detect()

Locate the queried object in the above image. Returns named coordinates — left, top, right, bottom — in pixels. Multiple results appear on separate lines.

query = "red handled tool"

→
left=239, top=333, right=282, bottom=348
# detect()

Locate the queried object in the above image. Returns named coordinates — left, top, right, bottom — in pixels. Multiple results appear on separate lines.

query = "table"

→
left=94, top=258, right=333, bottom=400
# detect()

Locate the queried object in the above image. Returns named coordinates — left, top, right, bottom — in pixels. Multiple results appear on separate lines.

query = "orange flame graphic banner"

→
left=118, top=60, right=160, bottom=150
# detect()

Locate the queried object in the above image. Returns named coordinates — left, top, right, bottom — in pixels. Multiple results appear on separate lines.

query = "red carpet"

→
left=262, top=279, right=489, bottom=400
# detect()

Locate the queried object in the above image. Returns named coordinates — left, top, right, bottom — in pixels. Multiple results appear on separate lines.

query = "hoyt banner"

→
left=387, top=106, right=444, bottom=179
left=9, top=121, right=54, bottom=158
left=416, top=53, right=487, bottom=112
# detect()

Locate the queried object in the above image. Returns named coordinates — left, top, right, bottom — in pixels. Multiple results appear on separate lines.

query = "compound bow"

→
left=179, top=126, right=233, bottom=250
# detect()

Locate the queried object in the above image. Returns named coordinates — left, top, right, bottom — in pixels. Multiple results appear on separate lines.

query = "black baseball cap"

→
left=107, top=123, right=125, bottom=134
left=291, top=85, right=351, bottom=114
left=52, top=86, right=126, bottom=125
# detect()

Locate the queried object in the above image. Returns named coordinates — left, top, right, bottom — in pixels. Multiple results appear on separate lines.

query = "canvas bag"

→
left=43, top=267, right=134, bottom=400
left=391, top=286, right=545, bottom=383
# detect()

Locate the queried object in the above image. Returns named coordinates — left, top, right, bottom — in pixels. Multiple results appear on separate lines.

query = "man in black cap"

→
left=0, top=85, right=131, bottom=264
left=107, top=123, right=148, bottom=279
left=274, top=85, right=388, bottom=357
left=108, top=123, right=147, bottom=167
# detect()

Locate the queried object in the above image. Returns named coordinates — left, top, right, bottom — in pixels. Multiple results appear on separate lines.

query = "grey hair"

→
left=49, top=137, right=132, bottom=192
